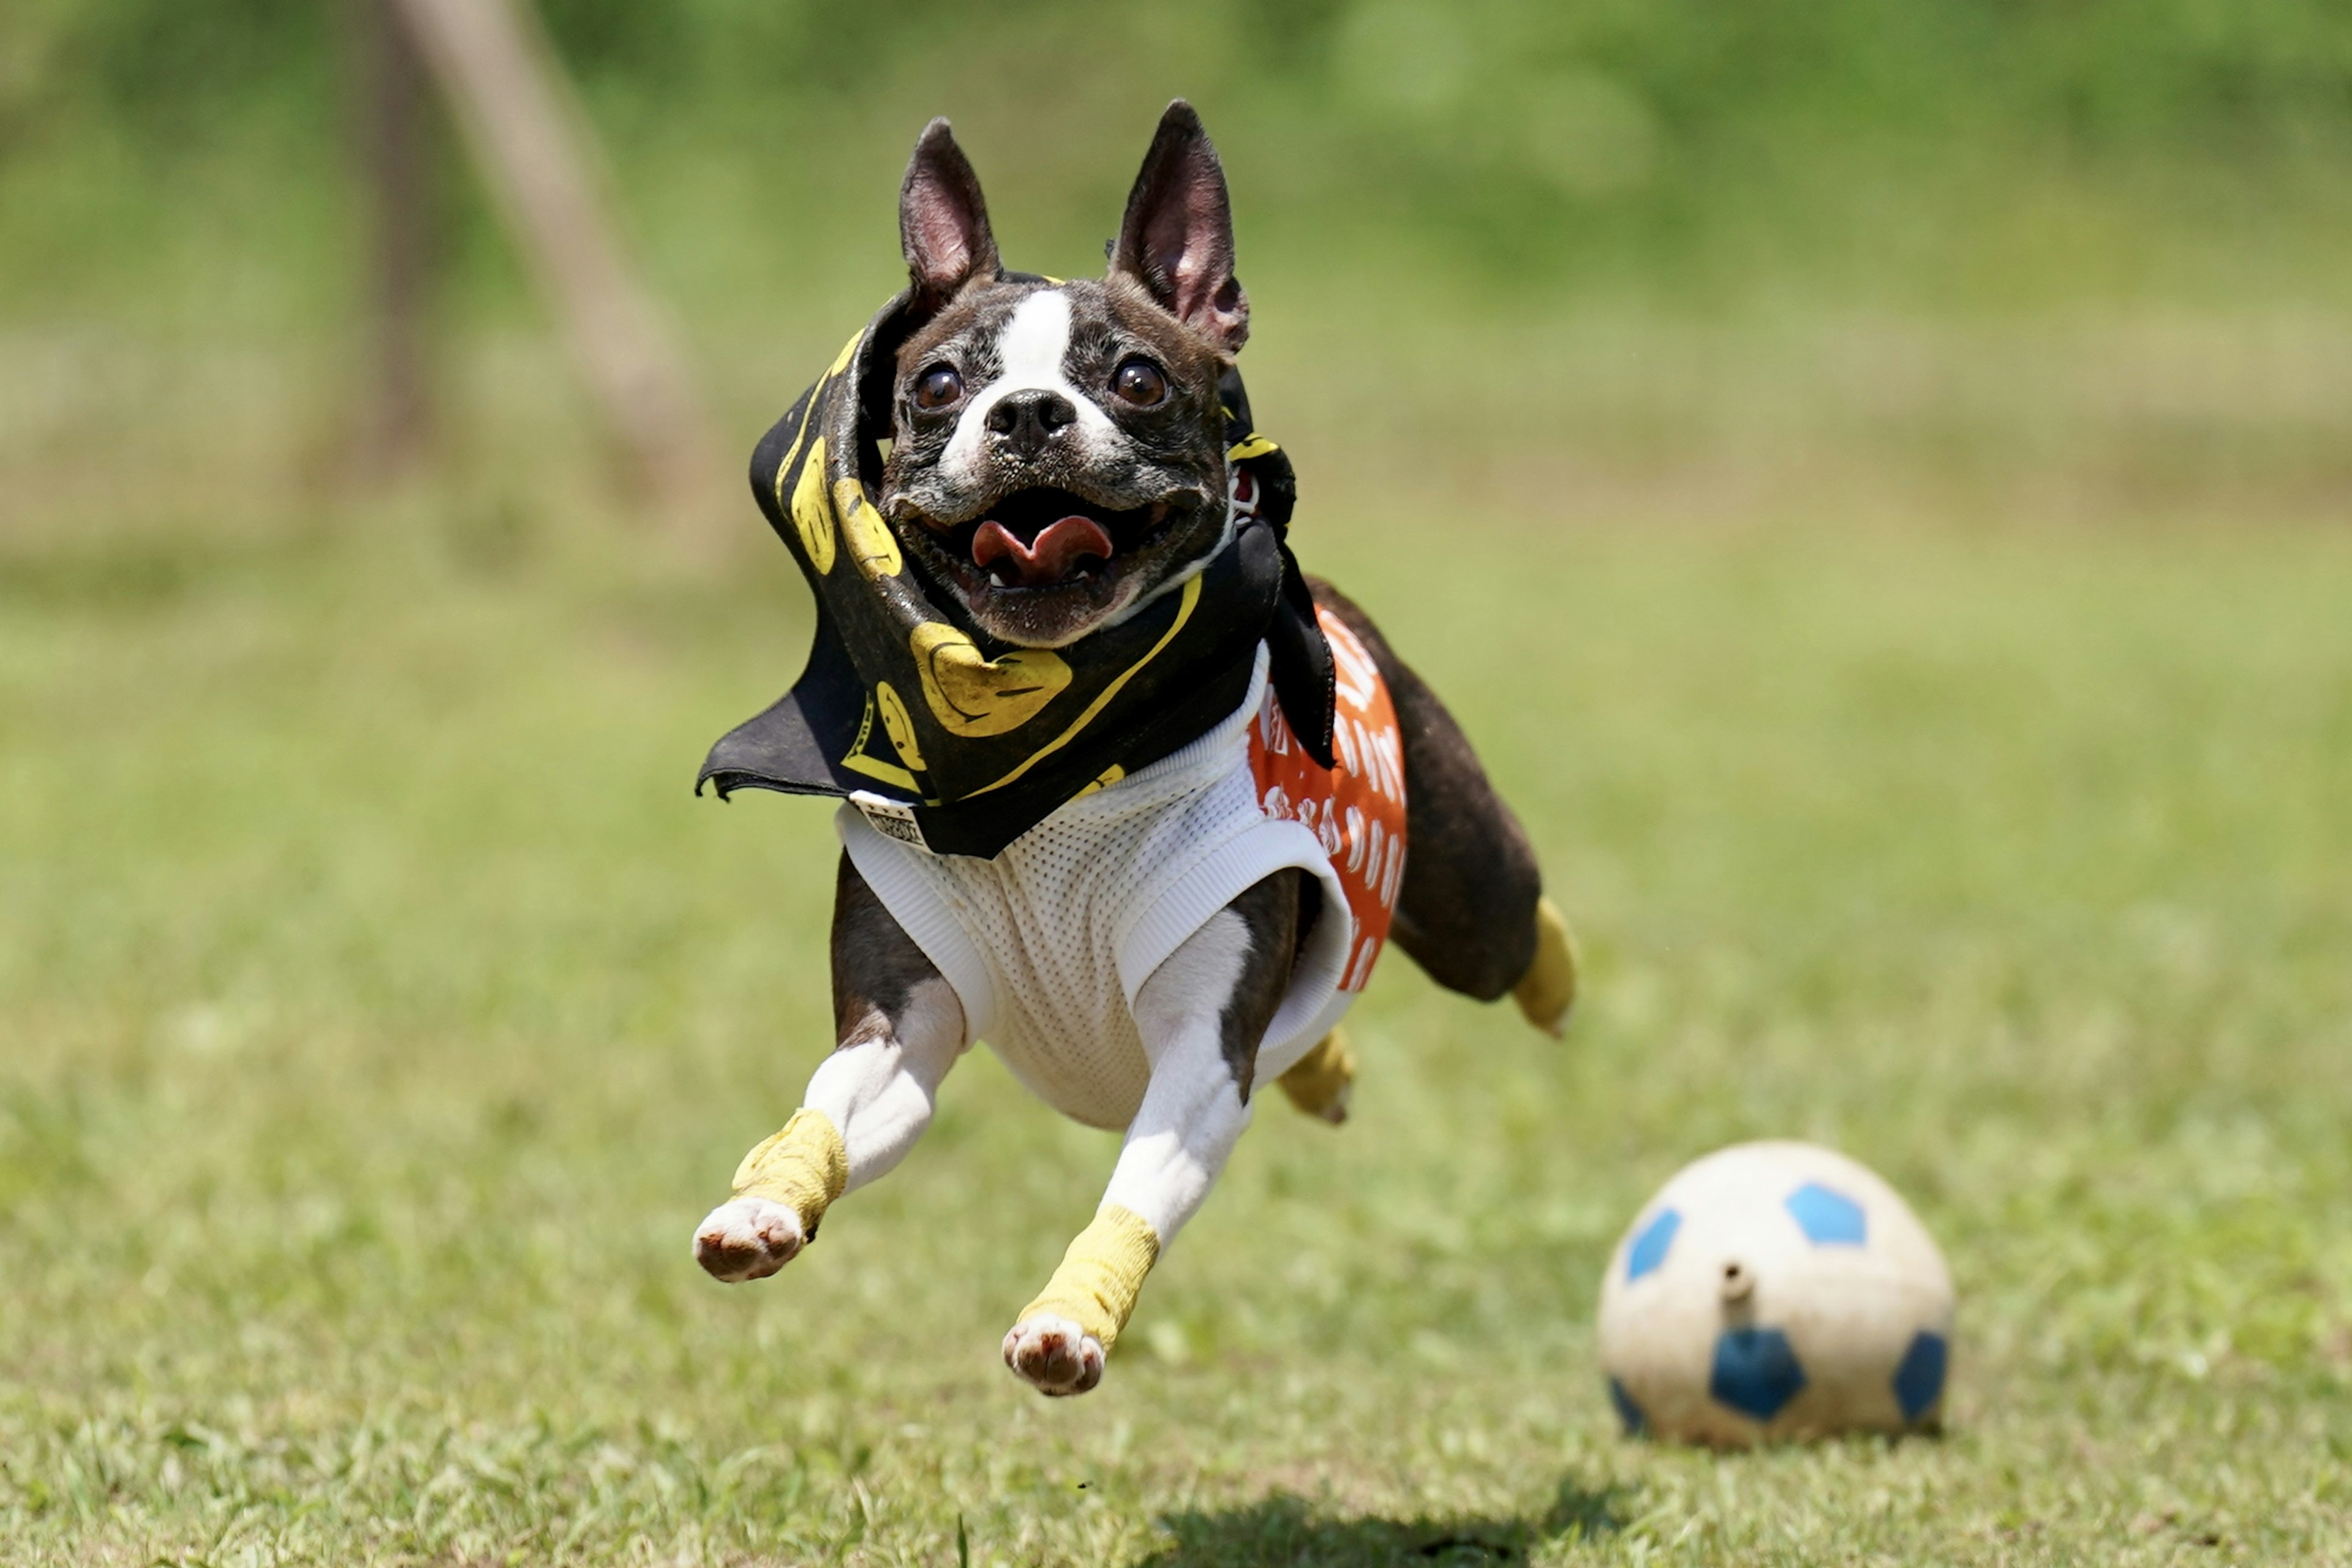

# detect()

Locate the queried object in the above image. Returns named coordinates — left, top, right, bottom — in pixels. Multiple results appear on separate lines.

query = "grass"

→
left=13, top=3, right=2352, bottom=1551
left=2, top=435, right=2351, bottom=1562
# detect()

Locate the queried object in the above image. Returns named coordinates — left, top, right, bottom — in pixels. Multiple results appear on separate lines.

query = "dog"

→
left=692, top=102, right=1576, bottom=1398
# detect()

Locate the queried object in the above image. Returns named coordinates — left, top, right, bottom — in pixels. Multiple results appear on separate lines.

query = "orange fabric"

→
left=1248, top=611, right=1408, bottom=994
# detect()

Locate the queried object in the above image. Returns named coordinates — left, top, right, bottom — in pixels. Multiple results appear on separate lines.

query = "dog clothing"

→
left=841, top=617, right=1408, bottom=1132
left=699, top=281, right=1338, bottom=859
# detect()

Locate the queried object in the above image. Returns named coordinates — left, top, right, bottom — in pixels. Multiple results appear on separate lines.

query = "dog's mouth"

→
left=922, top=488, right=1174, bottom=590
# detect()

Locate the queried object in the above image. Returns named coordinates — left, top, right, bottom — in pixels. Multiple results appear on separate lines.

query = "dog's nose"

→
left=986, top=390, right=1078, bottom=459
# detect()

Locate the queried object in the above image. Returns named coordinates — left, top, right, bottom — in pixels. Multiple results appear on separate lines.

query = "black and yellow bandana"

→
left=699, top=286, right=1335, bottom=860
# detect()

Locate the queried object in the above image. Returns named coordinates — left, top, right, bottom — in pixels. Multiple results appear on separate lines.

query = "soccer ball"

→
left=1597, top=1141, right=1954, bottom=1446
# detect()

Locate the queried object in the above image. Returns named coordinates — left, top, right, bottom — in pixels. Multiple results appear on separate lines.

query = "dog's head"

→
left=878, top=102, right=1250, bottom=650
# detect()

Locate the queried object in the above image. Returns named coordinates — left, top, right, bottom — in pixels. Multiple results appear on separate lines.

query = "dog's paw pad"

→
left=1001, top=1314, right=1105, bottom=1397
left=693, top=1196, right=805, bottom=1282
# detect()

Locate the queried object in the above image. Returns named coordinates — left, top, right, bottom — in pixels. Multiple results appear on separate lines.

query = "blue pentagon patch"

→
left=1892, top=1330, right=1948, bottom=1422
left=1607, top=1376, right=1648, bottom=1436
left=1783, top=1182, right=1868, bottom=1245
left=1624, top=1208, right=1680, bottom=1282
left=1709, top=1326, right=1807, bottom=1420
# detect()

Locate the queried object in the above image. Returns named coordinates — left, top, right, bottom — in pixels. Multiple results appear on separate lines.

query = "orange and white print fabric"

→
left=1248, top=611, right=1408, bottom=995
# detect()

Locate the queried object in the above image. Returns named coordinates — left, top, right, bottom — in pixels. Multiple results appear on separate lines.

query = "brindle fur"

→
left=1216, top=870, right=1307, bottom=1098
left=878, top=110, right=1245, bottom=650
left=828, top=850, right=951, bottom=1045
left=1308, top=579, right=1543, bottom=1001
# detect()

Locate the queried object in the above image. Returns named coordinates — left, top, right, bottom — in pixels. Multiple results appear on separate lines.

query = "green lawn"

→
left=2, top=505, right=2348, bottom=1564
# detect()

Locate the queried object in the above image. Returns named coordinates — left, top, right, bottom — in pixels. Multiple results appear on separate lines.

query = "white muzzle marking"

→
left=941, top=289, right=1119, bottom=485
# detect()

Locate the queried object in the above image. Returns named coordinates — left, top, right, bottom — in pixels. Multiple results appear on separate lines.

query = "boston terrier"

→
left=692, top=102, right=1577, bottom=1398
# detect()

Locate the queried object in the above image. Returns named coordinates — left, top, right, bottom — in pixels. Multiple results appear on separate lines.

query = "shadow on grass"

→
left=1139, top=1478, right=1627, bottom=1566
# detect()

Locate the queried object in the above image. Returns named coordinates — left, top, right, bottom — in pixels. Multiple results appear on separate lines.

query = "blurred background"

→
left=11, top=0, right=2352, bottom=543
left=4, top=4, right=2350, bottom=1562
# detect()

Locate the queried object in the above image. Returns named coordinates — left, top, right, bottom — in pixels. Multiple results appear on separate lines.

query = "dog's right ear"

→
left=900, top=119, right=1001, bottom=314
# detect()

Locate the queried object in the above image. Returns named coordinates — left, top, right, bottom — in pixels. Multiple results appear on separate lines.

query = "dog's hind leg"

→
left=1001, top=871, right=1303, bottom=1396
left=1309, top=578, right=1578, bottom=1032
left=693, top=853, right=967, bottom=1283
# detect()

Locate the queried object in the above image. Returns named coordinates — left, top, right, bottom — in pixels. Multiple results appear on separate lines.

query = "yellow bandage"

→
left=730, top=1109, right=849, bottom=1236
left=1276, top=1028, right=1356, bottom=1123
left=1513, top=895, right=1580, bottom=1038
left=1017, top=1204, right=1161, bottom=1355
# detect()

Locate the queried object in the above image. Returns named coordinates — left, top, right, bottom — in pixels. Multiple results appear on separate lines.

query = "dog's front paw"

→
left=693, top=1196, right=805, bottom=1282
left=1001, top=1314, right=1105, bottom=1397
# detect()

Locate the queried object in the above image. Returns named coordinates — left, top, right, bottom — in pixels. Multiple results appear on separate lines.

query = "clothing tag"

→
left=850, top=790, right=929, bottom=851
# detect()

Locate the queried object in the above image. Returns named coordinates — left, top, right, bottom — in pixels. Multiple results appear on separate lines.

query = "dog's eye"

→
left=914, top=366, right=963, bottom=410
left=1112, top=359, right=1167, bottom=407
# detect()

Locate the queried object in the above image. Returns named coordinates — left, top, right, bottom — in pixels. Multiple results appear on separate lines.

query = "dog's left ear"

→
left=901, top=118, right=1001, bottom=314
left=1110, top=100, right=1248, bottom=353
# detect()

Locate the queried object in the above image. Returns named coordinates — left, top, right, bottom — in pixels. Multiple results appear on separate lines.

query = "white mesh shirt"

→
left=837, top=650, right=1357, bottom=1130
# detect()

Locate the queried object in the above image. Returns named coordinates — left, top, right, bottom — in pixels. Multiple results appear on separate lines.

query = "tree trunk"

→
left=391, top=0, right=723, bottom=540
left=353, top=0, right=433, bottom=477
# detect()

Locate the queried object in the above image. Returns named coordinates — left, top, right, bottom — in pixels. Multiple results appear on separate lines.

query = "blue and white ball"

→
left=1597, top=1141, right=1954, bottom=1446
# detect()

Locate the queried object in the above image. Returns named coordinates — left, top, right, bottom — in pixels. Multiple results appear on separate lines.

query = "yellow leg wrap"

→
left=1276, top=1028, right=1357, bottom=1124
left=1017, top=1204, right=1161, bottom=1355
left=1513, top=895, right=1580, bottom=1037
left=730, top=1108, right=849, bottom=1237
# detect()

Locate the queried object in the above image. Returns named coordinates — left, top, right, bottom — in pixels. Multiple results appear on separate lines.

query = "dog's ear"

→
left=900, top=118, right=1001, bottom=313
left=1110, top=100, right=1248, bottom=352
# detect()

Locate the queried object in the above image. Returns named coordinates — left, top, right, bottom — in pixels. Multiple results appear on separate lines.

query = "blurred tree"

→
left=352, top=0, right=432, bottom=478
left=9, top=1, right=2352, bottom=358
left=390, top=0, right=722, bottom=536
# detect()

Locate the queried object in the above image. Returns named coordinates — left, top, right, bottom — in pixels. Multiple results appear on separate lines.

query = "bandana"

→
left=699, top=284, right=1336, bottom=860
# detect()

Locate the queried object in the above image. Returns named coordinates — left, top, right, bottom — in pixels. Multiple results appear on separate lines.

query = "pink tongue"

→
left=971, top=515, right=1114, bottom=586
